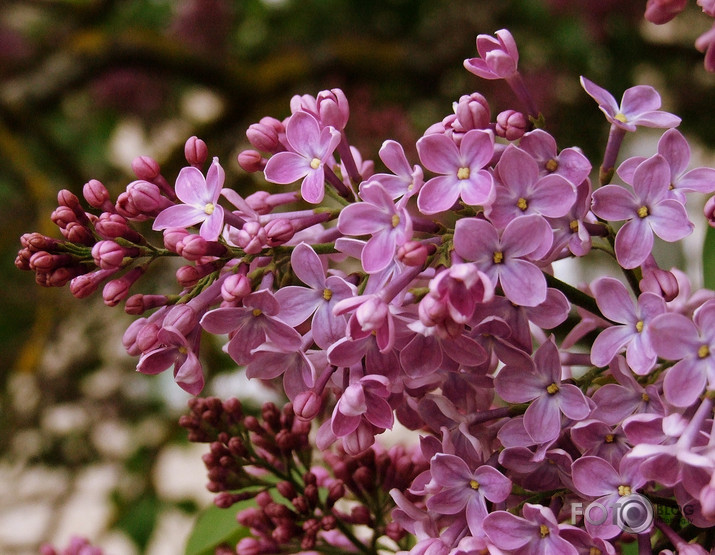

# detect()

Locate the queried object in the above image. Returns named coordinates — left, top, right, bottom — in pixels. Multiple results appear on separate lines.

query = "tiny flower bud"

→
left=276, top=481, right=296, bottom=501
left=51, top=205, right=78, bottom=229
left=350, top=504, right=371, bottom=525
left=235, top=537, right=260, bottom=555
left=234, top=221, right=267, bottom=254
left=163, top=304, right=199, bottom=335
left=177, top=234, right=227, bottom=261
left=221, top=273, right=251, bottom=303
left=184, top=136, right=208, bottom=167
left=705, top=196, right=715, bottom=227
left=92, top=240, right=136, bottom=270
left=247, top=120, right=282, bottom=153
left=70, top=268, right=117, bottom=298
left=293, top=390, right=322, bottom=421
left=83, top=179, right=114, bottom=212
left=495, top=109, right=529, bottom=140
left=238, top=149, right=266, bottom=173
left=397, top=240, right=429, bottom=267
left=95, top=212, right=144, bottom=243
left=264, top=218, right=295, bottom=246
left=317, top=88, right=350, bottom=130
left=131, top=156, right=161, bottom=181
left=124, top=294, right=170, bottom=315
left=455, top=92, right=491, bottom=131
left=57, top=190, right=90, bottom=225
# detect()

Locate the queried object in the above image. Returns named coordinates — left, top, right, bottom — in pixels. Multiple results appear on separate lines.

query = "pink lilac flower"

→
left=200, top=289, right=302, bottom=365
left=649, top=298, right=715, bottom=406
left=571, top=456, right=650, bottom=539
left=617, top=129, right=715, bottom=203
left=495, top=337, right=591, bottom=443
left=518, top=129, right=592, bottom=185
left=137, top=324, right=204, bottom=394
left=273, top=243, right=355, bottom=349
left=644, top=0, right=688, bottom=24
left=482, top=503, right=581, bottom=554
left=426, top=453, right=511, bottom=536
left=152, top=157, right=225, bottom=241
left=696, top=22, right=715, bottom=72
left=579, top=77, right=682, bottom=132
left=591, top=154, right=694, bottom=269
left=485, top=144, right=577, bottom=229
left=263, top=111, right=341, bottom=204
left=589, top=276, right=666, bottom=374
left=370, top=139, right=424, bottom=200
left=415, top=128, right=495, bottom=215
left=570, top=419, right=630, bottom=467
left=464, top=29, right=519, bottom=80
left=453, top=214, right=553, bottom=307
left=337, top=181, right=413, bottom=273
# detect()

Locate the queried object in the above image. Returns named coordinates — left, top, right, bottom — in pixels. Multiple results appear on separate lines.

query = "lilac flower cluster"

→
left=17, top=28, right=715, bottom=554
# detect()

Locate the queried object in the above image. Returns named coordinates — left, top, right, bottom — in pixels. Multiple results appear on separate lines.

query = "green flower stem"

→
left=542, top=272, right=610, bottom=323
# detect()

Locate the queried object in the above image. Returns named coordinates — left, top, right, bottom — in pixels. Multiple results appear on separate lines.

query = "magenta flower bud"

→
left=21, top=233, right=60, bottom=252
left=176, top=264, right=204, bottom=288
left=83, top=179, right=114, bottom=211
left=247, top=120, right=281, bottom=153
left=293, top=390, right=322, bottom=421
left=102, top=277, right=131, bottom=307
left=235, top=221, right=266, bottom=254
left=397, top=240, right=429, bottom=267
left=221, top=273, right=251, bottom=303
left=317, top=88, right=350, bottom=130
left=124, top=294, right=170, bottom=315
left=47, top=266, right=81, bottom=287
left=136, top=321, right=161, bottom=352
left=495, top=109, right=528, bottom=140
left=163, top=304, right=199, bottom=335
left=57, top=189, right=90, bottom=224
left=15, top=248, right=32, bottom=271
left=177, top=234, right=227, bottom=261
left=122, top=317, right=148, bottom=356
left=124, top=180, right=172, bottom=216
left=29, top=251, right=72, bottom=272
left=60, top=221, right=94, bottom=245
left=92, top=240, right=137, bottom=270
left=237, top=149, right=266, bottom=173
left=163, top=227, right=190, bottom=252
left=264, top=218, right=295, bottom=246
left=644, top=0, right=688, bottom=24
left=418, top=293, right=448, bottom=327
left=184, top=136, right=208, bottom=167
left=705, top=196, right=715, bottom=227
left=95, top=212, right=143, bottom=243
left=70, top=268, right=116, bottom=298
left=131, top=156, right=160, bottom=181
left=640, top=267, right=679, bottom=302
left=455, top=92, right=491, bottom=131
left=51, top=205, right=78, bottom=229
left=235, top=538, right=260, bottom=555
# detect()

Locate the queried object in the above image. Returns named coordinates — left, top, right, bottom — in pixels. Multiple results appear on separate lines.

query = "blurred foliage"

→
left=1, top=0, right=713, bottom=552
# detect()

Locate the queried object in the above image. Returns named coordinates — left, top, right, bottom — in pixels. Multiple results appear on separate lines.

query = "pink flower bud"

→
left=123, top=180, right=172, bottom=217
left=317, top=88, right=350, bottom=130
left=644, top=0, right=688, bottom=24
left=124, top=294, right=169, bottom=315
left=235, top=538, right=260, bottom=555
left=237, top=149, right=266, bottom=173
left=60, top=221, right=94, bottom=245
left=176, top=264, right=203, bottom=288
left=705, top=195, right=715, bottom=227
left=103, top=277, right=131, bottom=307
left=163, top=304, right=199, bottom=335
left=184, top=136, right=208, bottom=167
left=355, top=297, right=388, bottom=332
left=47, top=266, right=81, bottom=287
left=70, top=268, right=116, bottom=298
left=245, top=190, right=299, bottom=214
left=640, top=267, right=679, bottom=302
left=57, top=190, right=90, bottom=224
left=293, top=390, right=322, bottom=421
left=163, top=227, right=190, bottom=252
left=92, top=240, right=136, bottom=270
left=495, top=109, right=528, bottom=140
left=29, top=251, right=73, bottom=271
left=21, top=233, right=60, bottom=252
left=221, top=273, right=251, bottom=303
left=131, top=156, right=160, bottom=181
left=265, top=218, right=294, bottom=246
left=247, top=120, right=281, bottom=153
left=455, top=92, right=491, bottom=131
left=95, top=212, right=143, bottom=243
left=397, top=240, right=429, bottom=267
left=122, top=317, right=149, bottom=356
left=136, top=321, right=161, bottom=352
left=51, top=205, right=78, bottom=229
left=15, top=248, right=32, bottom=271
left=234, top=221, right=266, bottom=254
left=177, top=234, right=227, bottom=261
left=83, top=179, right=114, bottom=211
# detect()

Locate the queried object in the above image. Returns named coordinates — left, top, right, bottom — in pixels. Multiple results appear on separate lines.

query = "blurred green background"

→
left=1, top=0, right=713, bottom=553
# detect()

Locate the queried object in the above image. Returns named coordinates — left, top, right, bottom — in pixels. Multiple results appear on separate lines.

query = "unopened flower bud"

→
left=184, top=136, right=208, bottom=167
left=131, top=156, right=161, bottom=181
left=247, top=120, right=282, bottom=153
left=47, top=266, right=82, bottom=287
left=293, top=390, right=322, bottom=421
left=235, top=537, right=260, bottom=555
left=70, top=268, right=116, bottom=298
left=265, top=218, right=295, bottom=246
left=51, top=205, right=78, bottom=229
left=496, top=109, right=528, bottom=140
left=95, top=212, right=143, bottom=243
left=455, top=92, right=491, bottom=131
left=238, top=149, right=266, bottom=173
left=61, top=221, right=94, bottom=245
left=176, top=264, right=202, bottom=288
left=83, top=179, right=114, bottom=212
left=326, top=480, right=345, bottom=507
left=124, top=294, right=169, bottom=315
left=317, top=88, right=350, bottom=130
left=705, top=196, right=715, bottom=227
left=644, top=0, right=688, bottom=24
left=397, top=240, right=429, bottom=267
left=29, top=251, right=73, bottom=271
left=220, top=273, right=251, bottom=303
left=350, top=504, right=371, bottom=525
left=234, top=221, right=267, bottom=254
left=177, top=234, right=227, bottom=260
left=640, top=267, right=679, bottom=302
left=57, top=190, right=90, bottom=225
left=92, top=240, right=136, bottom=270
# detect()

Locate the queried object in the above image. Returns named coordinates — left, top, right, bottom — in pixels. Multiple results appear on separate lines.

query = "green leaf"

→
left=184, top=501, right=252, bottom=555
left=704, top=225, right=715, bottom=290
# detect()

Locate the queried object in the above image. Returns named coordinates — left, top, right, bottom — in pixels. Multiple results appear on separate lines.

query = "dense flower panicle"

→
left=16, top=28, right=715, bottom=554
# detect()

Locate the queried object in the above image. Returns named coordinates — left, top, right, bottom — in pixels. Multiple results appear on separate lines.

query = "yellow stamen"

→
left=457, top=167, right=470, bottom=180
left=539, top=524, right=550, bottom=538
left=642, top=392, right=650, bottom=402
left=517, top=197, right=528, bottom=211
left=546, top=383, right=559, bottom=395
left=545, top=159, right=559, bottom=172
left=252, top=308, right=262, bottom=317
left=178, top=345, right=188, bottom=355
left=493, top=251, right=504, bottom=264
left=204, top=202, right=215, bottom=215
left=615, top=113, right=628, bottom=123
left=698, top=344, right=710, bottom=359
left=637, top=206, right=649, bottom=218
left=569, top=220, right=579, bottom=233
left=618, top=485, right=632, bottom=497
left=310, top=157, right=321, bottom=170
left=391, top=214, right=400, bottom=228
left=605, top=434, right=615, bottom=443
left=590, top=549, right=602, bottom=555
left=635, top=320, right=644, bottom=333
left=469, top=479, right=480, bottom=490
left=323, top=288, right=333, bottom=301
